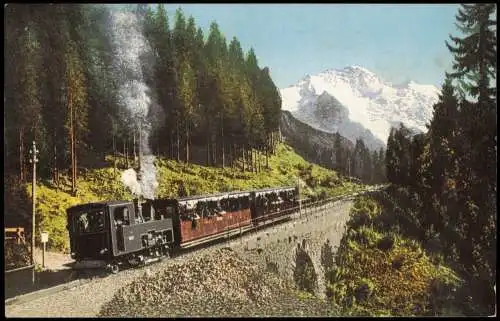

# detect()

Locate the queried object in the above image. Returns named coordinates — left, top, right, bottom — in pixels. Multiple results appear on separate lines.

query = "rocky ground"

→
left=99, top=248, right=336, bottom=317
left=6, top=199, right=354, bottom=317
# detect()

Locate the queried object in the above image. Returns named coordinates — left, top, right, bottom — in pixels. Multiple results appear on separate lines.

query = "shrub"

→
left=377, top=235, right=395, bottom=252
left=354, top=278, right=375, bottom=303
left=5, top=242, right=31, bottom=270
left=391, top=254, right=405, bottom=270
left=293, top=245, right=318, bottom=295
left=320, top=239, right=335, bottom=273
left=352, top=227, right=382, bottom=248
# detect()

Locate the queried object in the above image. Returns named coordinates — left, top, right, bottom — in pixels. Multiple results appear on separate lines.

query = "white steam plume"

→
left=111, top=10, right=158, bottom=199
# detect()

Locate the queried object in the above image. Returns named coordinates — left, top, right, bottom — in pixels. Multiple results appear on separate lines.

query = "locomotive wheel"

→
left=109, top=263, right=120, bottom=274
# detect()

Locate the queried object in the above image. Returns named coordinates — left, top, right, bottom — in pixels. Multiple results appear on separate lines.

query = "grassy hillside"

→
left=8, top=143, right=370, bottom=253
left=321, top=194, right=465, bottom=316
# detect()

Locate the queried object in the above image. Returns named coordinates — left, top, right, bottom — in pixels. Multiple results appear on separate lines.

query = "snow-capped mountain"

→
left=280, top=65, right=440, bottom=150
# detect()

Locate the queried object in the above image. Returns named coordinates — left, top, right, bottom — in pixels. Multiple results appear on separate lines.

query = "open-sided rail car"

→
left=176, top=191, right=253, bottom=244
left=250, top=186, right=298, bottom=223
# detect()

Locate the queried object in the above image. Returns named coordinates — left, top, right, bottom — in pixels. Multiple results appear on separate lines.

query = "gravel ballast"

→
left=99, top=247, right=335, bottom=317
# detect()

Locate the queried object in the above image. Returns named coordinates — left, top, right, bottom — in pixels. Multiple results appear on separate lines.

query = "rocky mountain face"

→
left=280, top=66, right=440, bottom=150
left=280, top=110, right=353, bottom=170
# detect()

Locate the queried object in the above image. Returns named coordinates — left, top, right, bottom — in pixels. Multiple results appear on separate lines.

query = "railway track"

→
left=5, top=186, right=384, bottom=307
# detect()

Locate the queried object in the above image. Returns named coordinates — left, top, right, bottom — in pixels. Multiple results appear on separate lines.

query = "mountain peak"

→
left=320, top=65, right=375, bottom=77
left=344, top=65, right=374, bottom=74
left=280, top=66, right=440, bottom=150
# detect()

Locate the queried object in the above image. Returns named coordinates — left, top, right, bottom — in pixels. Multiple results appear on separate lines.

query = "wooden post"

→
left=41, top=231, right=48, bottom=269
left=29, top=141, right=39, bottom=285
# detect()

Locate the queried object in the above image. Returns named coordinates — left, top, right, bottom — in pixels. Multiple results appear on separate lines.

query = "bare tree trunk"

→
left=249, top=146, right=251, bottom=171
left=53, top=142, right=59, bottom=188
left=258, top=148, right=262, bottom=172
left=242, top=144, right=246, bottom=172
left=133, top=129, right=137, bottom=165
left=185, top=121, right=189, bottom=164
left=213, top=139, right=217, bottom=167
left=229, top=142, right=233, bottom=168
left=249, top=147, right=252, bottom=172
left=122, top=139, right=125, bottom=168
left=73, top=136, right=78, bottom=191
left=266, top=140, right=269, bottom=169
left=112, top=134, right=116, bottom=174
left=170, top=133, right=174, bottom=160
left=206, top=135, right=210, bottom=166
left=69, top=89, right=76, bottom=195
left=176, top=120, right=180, bottom=162
left=270, top=132, right=273, bottom=155
left=221, top=114, right=225, bottom=168
left=125, top=137, right=130, bottom=168
left=255, top=148, right=258, bottom=173
left=19, top=129, right=24, bottom=183
left=233, top=143, right=237, bottom=169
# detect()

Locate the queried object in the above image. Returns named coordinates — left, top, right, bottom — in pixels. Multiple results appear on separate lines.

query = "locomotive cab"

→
left=67, top=201, right=119, bottom=262
left=67, top=199, right=177, bottom=271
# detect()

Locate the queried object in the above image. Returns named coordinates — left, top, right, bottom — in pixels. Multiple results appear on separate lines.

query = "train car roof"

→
left=177, top=190, right=252, bottom=209
left=252, top=186, right=296, bottom=195
left=66, top=200, right=131, bottom=214
left=178, top=190, right=251, bottom=202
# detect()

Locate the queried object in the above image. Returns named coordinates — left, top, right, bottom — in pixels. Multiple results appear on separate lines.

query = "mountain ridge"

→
left=280, top=66, right=440, bottom=150
left=280, top=110, right=354, bottom=171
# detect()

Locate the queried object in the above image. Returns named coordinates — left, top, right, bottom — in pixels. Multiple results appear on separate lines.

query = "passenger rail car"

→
left=66, top=186, right=298, bottom=273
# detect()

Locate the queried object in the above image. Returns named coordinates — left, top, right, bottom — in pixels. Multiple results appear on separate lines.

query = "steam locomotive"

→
left=66, top=186, right=298, bottom=273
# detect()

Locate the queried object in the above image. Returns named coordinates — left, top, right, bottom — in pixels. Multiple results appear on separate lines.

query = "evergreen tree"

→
left=444, top=5, right=496, bottom=311
left=377, top=148, right=386, bottom=183
left=64, top=38, right=89, bottom=195
left=333, top=133, right=343, bottom=174
left=386, top=128, right=397, bottom=184
left=371, top=150, right=379, bottom=184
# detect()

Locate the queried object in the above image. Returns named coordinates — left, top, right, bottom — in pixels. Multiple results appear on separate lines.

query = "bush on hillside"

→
left=377, top=235, right=395, bottom=252
left=328, top=194, right=464, bottom=316
left=5, top=242, right=32, bottom=270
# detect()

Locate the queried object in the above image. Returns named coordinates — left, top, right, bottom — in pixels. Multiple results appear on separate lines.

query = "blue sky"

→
left=138, top=4, right=461, bottom=89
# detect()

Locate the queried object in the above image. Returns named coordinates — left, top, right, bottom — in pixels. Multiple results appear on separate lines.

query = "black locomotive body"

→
left=66, top=186, right=298, bottom=273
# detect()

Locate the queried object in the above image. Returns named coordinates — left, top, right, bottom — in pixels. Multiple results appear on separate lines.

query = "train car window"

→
left=180, top=204, right=191, bottom=221
left=76, top=210, right=105, bottom=234
left=240, top=196, right=249, bottom=209
left=230, top=198, right=239, bottom=211
left=114, top=207, right=130, bottom=226
left=222, top=199, right=235, bottom=212
left=157, top=204, right=176, bottom=219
